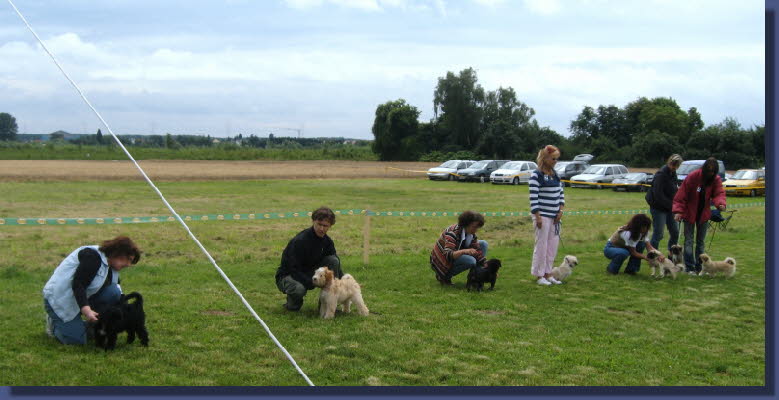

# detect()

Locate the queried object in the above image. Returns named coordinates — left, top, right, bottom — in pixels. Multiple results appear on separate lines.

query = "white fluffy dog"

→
left=550, top=255, right=578, bottom=282
left=646, top=249, right=684, bottom=279
left=698, top=253, right=737, bottom=277
left=312, top=267, right=369, bottom=319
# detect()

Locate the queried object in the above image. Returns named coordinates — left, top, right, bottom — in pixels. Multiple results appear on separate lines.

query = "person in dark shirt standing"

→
left=42, top=236, right=141, bottom=345
left=275, top=207, right=342, bottom=311
left=646, top=154, right=683, bottom=252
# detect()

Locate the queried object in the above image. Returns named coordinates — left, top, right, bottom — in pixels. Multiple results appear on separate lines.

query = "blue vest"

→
left=42, top=246, right=118, bottom=321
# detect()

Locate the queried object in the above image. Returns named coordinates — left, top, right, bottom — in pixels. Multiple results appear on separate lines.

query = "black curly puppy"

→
left=94, top=292, right=149, bottom=351
left=466, top=258, right=502, bottom=292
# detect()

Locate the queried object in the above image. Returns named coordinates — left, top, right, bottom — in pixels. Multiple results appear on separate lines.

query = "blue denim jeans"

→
left=682, top=220, right=709, bottom=273
left=649, top=208, right=679, bottom=252
left=604, top=241, right=645, bottom=275
left=446, top=240, right=489, bottom=279
left=44, top=283, right=122, bottom=345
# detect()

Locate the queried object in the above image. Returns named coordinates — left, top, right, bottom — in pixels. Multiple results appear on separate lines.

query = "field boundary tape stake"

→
left=363, top=208, right=371, bottom=265
left=6, top=0, right=314, bottom=386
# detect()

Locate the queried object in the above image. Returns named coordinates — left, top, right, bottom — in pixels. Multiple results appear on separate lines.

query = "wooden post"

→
left=362, top=208, right=371, bottom=266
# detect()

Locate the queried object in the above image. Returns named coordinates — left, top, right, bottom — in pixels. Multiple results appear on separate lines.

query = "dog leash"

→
left=555, top=220, right=564, bottom=250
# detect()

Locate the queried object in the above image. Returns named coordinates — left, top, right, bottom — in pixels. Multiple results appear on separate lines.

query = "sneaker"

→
left=537, top=277, right=552, bottom=286
left=687, top=270, right=698, bottom=276
left=548, top=277, right=563, bottom=284
left=436, top=275, right=454, bottom=286
left=45, top=315, right=54, bottom=338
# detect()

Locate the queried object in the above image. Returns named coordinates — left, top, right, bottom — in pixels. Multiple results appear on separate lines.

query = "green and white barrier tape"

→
left=0, top=202, right=765, bottom=227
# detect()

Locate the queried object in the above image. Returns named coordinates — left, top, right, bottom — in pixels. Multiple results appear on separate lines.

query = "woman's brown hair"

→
left=311, top=206, right=336, bottom=225
left=623, top=214, right=652, bottom=242
left=99, top=236, right=141, bottom=264
left=458, top=210, right=485, bottom=228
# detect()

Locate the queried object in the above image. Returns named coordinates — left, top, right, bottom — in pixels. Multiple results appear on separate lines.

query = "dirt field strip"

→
left=0, top=160, right=719, bottom=181
left=0, top=160, right=440, bottom=181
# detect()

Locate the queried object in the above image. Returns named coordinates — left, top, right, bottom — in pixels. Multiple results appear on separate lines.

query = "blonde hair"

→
left=536, top=145, right=561, bottom=173
left=666, top=154, right=683, bottom=167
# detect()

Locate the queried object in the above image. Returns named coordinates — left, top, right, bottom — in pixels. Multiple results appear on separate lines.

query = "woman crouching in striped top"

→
left=529, top=145, right=565, bottom=285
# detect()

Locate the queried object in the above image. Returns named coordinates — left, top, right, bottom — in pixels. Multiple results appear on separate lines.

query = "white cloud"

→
left=471, top=0, right=506, bottom=7
left=282, top=0, right=445, bottom=14
left=523, top=0, right=561, bottom=15
left=331, top=0, right=382, bottom=12
left=0, top=1, right=764, bottom=138
left=283, top=0, right=324, bottom=9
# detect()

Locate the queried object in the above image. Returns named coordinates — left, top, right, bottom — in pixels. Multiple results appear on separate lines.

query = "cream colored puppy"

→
left=312, top=267, right=369, bottom=319
left=646, top=249, right=683, bottom=279
left=698, top=254, right=737, bottom=277
left=550, top=255, right=578, bottom=282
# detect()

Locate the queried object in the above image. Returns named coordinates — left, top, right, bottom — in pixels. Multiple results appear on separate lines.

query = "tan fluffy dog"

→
left=698, top=254, right=737, bottom=277
left=646, top=249, right=684, bottom=279
left=312, top=267, right=369, bottom=319
left=550, top=255, right=578, bottom=282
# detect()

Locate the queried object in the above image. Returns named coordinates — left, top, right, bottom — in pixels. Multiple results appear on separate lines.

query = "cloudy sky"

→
left=0, top=0, right=765, bottom=139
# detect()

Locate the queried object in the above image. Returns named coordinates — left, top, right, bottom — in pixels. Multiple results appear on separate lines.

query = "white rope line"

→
left=6, top=0, right=314, bottom=386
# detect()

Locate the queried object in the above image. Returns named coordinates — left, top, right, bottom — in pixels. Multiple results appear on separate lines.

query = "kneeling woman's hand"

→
left=81, top=305, right=99, bottom=322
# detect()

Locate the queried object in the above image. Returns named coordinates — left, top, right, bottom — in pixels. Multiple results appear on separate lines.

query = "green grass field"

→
left=0, top=142, right=377, bottom=161
left=0, top=179, right=766, bottom=386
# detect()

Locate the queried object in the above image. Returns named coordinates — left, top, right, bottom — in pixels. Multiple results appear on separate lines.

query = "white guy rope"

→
left=6, top=0, right=314, bottom=386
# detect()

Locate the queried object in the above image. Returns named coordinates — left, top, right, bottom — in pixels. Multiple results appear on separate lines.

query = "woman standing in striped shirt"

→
left=529, top=145, right=565, bottom=285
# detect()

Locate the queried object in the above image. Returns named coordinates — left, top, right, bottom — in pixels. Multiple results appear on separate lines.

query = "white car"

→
left=569, top=164, right=629, bottom=189
left=427, top=160, right=476, bottom=181
left=490, top=161, right=538, bottom=185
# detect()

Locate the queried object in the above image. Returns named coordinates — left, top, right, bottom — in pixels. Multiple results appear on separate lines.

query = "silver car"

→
left=569, top=164, right=629, bottom=189
left=427, top=160, right=477, bottom=181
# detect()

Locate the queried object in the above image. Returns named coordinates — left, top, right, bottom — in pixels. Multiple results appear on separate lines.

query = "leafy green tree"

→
left=0, top=113, right=19, bottom=141
left=433, top=67, right=485, bottom=148
left=569, top=105, right=627, bottom=147
left=371, top=99, right=421, bottom=161
left=165, top=133, right=181, bottom=149
left=710, top=118, right=756, bottom=169
left=624, top=97, right=692, bottom=146
left=477, top=87, right=535, bottom=158
left=569, top=106, right=598, bottom=147
left=687, top=107, right=704, bottom=135
left=96, top=129, right=104, bottom=145
left=631, top=130, right=680, bottom=167
left=748, top=124, right=765, bottom=165
left=685, top=128, right=718, bottom=161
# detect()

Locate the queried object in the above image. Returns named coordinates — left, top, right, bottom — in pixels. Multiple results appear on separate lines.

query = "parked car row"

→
left=458, top=160, right=510, bottom=182
left=425, top=157, right=766, bottom=197
left=426, top=154, right=592, bottom=185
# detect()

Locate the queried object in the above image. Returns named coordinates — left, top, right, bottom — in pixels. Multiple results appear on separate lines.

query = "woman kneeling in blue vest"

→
left=42, top=236, right=141, bottom=345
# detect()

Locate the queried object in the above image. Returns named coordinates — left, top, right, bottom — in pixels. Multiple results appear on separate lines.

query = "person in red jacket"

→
left=672, top=157, right=726, bottom=274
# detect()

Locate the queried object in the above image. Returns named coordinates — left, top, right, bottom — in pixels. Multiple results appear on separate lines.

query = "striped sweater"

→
left=529, top=169, right=565, bottom=219
left=430, top=224, right=486, bottom=280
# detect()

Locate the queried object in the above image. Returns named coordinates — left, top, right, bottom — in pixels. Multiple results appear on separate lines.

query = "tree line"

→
left=371, top=68, right=765, bottom=170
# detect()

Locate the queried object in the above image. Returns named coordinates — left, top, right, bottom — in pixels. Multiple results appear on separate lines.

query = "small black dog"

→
left=466, top=258, right=502, bottom=292
left=94, top=292, right=149, bottom=351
